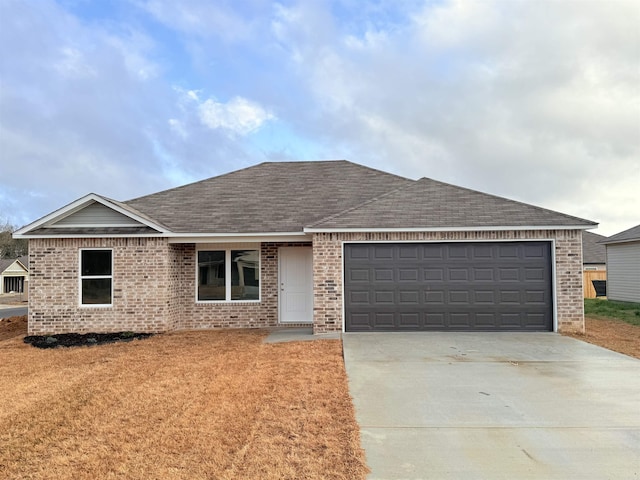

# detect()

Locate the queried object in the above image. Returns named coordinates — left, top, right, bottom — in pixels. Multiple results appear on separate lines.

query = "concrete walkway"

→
left=263, top=327, right=341, bottom=343
left=343, top=332, right=640, bottom=480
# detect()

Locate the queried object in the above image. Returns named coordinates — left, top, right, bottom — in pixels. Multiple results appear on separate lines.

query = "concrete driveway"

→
left=343, top=333, right=640, bottom=480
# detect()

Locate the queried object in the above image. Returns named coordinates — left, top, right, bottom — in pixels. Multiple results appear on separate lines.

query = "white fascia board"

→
left=601, top=238, right=640, bottom=246
left=167, top=232, right=311, bottom=244
left=13, top=193, right=169, bottom=237
left=304, top=225, right=595, bottom=233
left=14, top=230, right=311, bottom=241
left=15, top=234, right=166, bottom=239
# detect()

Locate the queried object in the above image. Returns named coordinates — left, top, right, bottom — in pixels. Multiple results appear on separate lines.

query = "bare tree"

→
left=0, top=220, right=28, bottom=259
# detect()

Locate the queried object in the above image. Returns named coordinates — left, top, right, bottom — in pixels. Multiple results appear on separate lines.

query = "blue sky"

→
left=1, top=0, right=638, bottom=236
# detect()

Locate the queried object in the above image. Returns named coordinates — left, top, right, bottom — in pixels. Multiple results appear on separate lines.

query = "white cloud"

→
left=198, top=97, right=275, bottom=136
left=1, top=0, right=638, bottom=237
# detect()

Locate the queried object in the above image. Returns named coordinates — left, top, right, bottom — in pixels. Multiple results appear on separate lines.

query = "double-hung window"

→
left=80, top=249, right=113, bottom=306
left=197, top=249, right=259, bottom=302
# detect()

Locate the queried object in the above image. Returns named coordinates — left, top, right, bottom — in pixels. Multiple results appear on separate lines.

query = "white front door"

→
left=279, top=247, right=313, bottom=323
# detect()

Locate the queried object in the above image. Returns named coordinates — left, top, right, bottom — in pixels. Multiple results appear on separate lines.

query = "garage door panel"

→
left=373, top=312, right=395, bottom=327
left=399, top=268, right=419, bottom=281
left=399, top=290, right=420, bottom=304
left=375, top=291, right=395, bottom=304
left=474, top=290, right=496, bottom=303
left=500, top=312, right=522, bottom=327
left=399, top=246, right=419, bottom=259
left=524, top=267, right=545, bottom=281
left=523, top=244, right=546, bottom=258
left=348, top=245, right=371, bottom=260
left=374, top=269, right=394, bottom=281
left=525, top=290, right=546, bottom=303
left=473, top=268, right=495, bottom=281
left=345, top=242, right=553, bottom=332
left=449, top=290, right=470, bottom=303
left=425, top=312, right=446, bottom=327
left=350, top=291, right=371, bottom=304
left=498, top=268, right=520, bottom=281
left=476, top=312, right=498, bottom=326
left=472, top=244, right=493, bottom=259
left=349, top=312, right=372, bottom=329
left=425, top=291, right=445, bottom=304
left=449, top=312, right=472, bottom=326
left=373, top=246, right=394, bottom=259
left=349, top=268, right=370, bottom=282
left=398, top=313, right=420, bottom=327
left=424, top=268, right=445, bottom=281
left=448, top=268, right=469, bottom=281
left=498, top=245, right=519, bottom=258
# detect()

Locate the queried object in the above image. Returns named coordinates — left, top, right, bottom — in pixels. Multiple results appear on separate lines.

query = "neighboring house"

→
left=582, top=232, right=607, bottom=270
left=0, top=257, right=28, bottom=294
left=601, top=224, right=640, bottom=303
left=582, top=231, right=607, bottom=298
left=14, top=160, right=596, bottom=335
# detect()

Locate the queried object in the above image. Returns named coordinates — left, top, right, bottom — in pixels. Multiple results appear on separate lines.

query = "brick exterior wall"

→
left=27, top=239, right=311, bottom=335
left=311, top=230, right=585, bottom=334
left=28, top=238, right=172, bottom=335
left=28, top=231, right=583, bottom=335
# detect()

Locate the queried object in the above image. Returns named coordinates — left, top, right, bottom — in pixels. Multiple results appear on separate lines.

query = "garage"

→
left=344, top=241, right=553, bottom=332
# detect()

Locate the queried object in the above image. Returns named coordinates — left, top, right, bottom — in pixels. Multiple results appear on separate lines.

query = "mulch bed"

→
left=24, top=331, right=154, bottom=348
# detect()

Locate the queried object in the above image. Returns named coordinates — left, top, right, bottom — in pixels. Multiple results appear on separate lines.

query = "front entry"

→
left=279, top=247, right=313, bottom=323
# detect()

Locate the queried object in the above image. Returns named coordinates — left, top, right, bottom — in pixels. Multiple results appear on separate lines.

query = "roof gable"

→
left=0, top=258, right=28, bottom=274
left=126, top=160, right=413, bottom=234
left=307, top=177, right=597, bottom=230
left=14, top=194, right=169, bottom=238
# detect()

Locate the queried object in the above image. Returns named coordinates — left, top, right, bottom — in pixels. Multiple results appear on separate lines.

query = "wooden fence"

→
left=583, top=270, right=607, bottom=298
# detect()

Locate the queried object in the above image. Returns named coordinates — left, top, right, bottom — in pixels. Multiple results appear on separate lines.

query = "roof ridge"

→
left=127, top=160, right=413, bottom=205
left=306, top=179, right=418, bottom=228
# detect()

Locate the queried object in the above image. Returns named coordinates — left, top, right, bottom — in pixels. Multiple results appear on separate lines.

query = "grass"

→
left=584, top=298, right=640, bottom=326
left=0, top=317, right=369, bottom=480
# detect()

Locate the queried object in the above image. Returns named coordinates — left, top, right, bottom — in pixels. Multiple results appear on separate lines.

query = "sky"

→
left=0, top=0, right=638, bottom=236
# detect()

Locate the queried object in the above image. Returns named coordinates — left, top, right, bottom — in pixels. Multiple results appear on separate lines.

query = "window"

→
left=198, top=249, right=259, bottom=302
left=80, top=249, right=113, bottom=305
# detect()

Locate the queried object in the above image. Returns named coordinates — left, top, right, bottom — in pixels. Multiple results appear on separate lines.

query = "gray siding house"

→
left=601, top=224, right=640, bottom=303
left=15, top=160, right=597, bottom=335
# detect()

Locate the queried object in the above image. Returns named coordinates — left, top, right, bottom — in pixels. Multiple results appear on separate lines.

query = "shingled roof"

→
left=126, top=161, right=412, bottom=233
left=601, top=224, right=640, bottom=245
left=17, top=160, right=598, bottom=237
left=308, top=177, right=596, bottom=230
left=582, top=231, right=607, bottom=264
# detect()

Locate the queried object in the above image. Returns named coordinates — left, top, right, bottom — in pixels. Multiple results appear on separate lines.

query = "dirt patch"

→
left=564, top=316, right=640, bottom=359
left=0, top=315, right=27, bottom=341
left=0, top=327, right=368, bottom=479
left=24, top=331, right=154, bottom=348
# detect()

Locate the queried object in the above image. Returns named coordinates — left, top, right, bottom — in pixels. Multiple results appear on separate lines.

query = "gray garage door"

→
left=344, top=242, right=553, bottom=332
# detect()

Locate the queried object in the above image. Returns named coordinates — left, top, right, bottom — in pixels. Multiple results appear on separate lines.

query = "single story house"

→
left=600, top=224, right=640, bottom=303
left=0, top=257, right=28, bottom=294
left=582, top=231, right=607, bottom=298
left=15, top=160, right=596, bottom=335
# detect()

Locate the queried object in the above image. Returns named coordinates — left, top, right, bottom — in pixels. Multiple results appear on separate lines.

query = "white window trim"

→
left=195, top=248, right=261, bottom=303
left=79, top=248, right=113, bottom=308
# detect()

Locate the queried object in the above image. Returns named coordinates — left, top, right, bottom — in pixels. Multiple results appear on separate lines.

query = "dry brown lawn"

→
left=0, top=317, right=368, bottom=479
left=563, top=315, right=640, bottom=359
